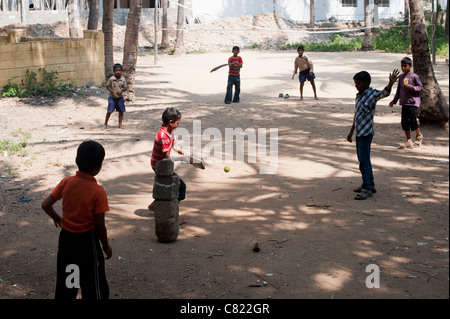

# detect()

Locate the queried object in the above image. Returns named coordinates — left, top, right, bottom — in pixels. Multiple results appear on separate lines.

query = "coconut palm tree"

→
left=102, top=0, right=114, bottom=78
left=87, top=0, right=99, bottom=30
left=122, top=0, right=143, bottom=101
left=409, top=0, right=448, bottom=125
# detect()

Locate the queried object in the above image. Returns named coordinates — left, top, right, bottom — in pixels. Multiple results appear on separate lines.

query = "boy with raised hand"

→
left=42, top=140, right=112, bottom=299
left=347, top=69, right=399, bottom=200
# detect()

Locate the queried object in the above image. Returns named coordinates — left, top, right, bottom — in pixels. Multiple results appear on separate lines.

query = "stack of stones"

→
left=153, top=159, right=180, bottom=243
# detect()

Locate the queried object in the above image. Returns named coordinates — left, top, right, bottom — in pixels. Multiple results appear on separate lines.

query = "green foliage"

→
left=279, top=33, right=363, bottom=51
left=275, top=21, right=448, bottom=57
left=1, top=81, right=27, bottom=98
left=374, top=21, right=449, bottom=58
left=0, top=128, right=31, bottom=157
left=1, top=68, right=76, bottom=98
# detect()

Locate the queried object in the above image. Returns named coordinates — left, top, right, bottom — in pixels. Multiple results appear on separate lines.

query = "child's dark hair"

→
left=113, top=63, right=123, bottom=71
left=162, top=107, right=182, bottom=124
left=353, top=71, right=371, bottom=85
left=76, top=140, right=105, bottom=173
left=297, top=45, right=305, bottom=51
left=232, top=46, right=240, bottom=51
left=401, top=57, right=412, bottom=66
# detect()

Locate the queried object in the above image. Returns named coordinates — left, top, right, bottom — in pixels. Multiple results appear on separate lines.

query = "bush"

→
left=1, top=68, right=76, bottom=98
left=280, top=33, right=363, bottom=51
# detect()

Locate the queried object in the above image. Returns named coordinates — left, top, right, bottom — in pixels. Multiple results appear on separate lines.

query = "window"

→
left=341, top=0, right=357, bottom=7
left=378, top=0, right=390, bottom=7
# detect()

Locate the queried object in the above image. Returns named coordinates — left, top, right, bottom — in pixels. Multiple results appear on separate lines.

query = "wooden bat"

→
left=210, top=63, right=228, bottom=73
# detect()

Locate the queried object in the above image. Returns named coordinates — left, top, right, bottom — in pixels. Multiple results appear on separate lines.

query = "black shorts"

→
left=401, top=105, right=419, bottom=131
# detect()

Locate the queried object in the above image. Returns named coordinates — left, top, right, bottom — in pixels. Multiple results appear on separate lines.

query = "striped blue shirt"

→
left=354, top=87, right=391, bottom=137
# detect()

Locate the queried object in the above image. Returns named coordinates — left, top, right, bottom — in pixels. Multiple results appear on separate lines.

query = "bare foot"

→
left=148, top=201, right=155, bottom=211
left=102, top=125, right=107, bottom=130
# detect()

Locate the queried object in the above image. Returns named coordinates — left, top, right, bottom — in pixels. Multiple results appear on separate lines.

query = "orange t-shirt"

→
left=51, top=171, right=109, bottom=233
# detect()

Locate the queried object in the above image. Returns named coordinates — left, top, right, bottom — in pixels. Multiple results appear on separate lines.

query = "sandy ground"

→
left=0, top=50, right=449, bottom=302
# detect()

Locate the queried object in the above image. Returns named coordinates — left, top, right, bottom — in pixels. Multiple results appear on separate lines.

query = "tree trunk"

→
left=361, top=0, right=373, bottom=51
left=161, top=0, right=169, bottom=49
left=67, top=0, right=81, bottom=38
left=87, top=0, right=99, bottom=30
left=102, top=0, right=114, bottom=78
left=173, top=0, right=185, bottom=55
left=122, top=0, right=143, bottom=101
left=309, top=0, right=315, bottom=29
left=403, top=0, right=409, bottom=40
left=409, top=0, right=449, bottom=126
left=445, top=1, right=449, bottom=37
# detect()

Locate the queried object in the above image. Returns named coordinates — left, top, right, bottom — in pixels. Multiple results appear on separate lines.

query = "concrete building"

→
left=1, top=0, right=438, bottom=27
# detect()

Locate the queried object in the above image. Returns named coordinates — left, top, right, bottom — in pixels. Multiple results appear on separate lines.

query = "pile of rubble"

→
left=0, top=13, right=358, bottom=53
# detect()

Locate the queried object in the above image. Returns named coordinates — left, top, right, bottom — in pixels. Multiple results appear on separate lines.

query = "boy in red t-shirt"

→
left=224, top=46, right=243, bottom=104
left=148, top=107, right=187, bottom=211
left=42, top=140, right=112, bottom=299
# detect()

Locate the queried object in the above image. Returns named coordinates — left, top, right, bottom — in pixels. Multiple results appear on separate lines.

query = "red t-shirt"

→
left=228, top=56, right=243, bottom=75
left=51, top=171, right=109, bottom=233
left=151, top=125, right=173, bottom=168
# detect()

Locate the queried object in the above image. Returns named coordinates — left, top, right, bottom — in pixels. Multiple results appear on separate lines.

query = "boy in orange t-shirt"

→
left=42, top=140, right=112, bottom=299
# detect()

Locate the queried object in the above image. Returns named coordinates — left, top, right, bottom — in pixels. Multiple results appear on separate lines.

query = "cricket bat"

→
left=210, top=64, right=228, bottom=73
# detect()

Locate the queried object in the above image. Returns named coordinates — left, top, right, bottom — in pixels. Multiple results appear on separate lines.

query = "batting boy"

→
left=42, top=140, right=112, bottom=299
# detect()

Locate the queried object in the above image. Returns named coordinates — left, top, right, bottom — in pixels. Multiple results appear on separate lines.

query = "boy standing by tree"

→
left=389, top=57, right=424, bottom=149
left=292, top=45, right=318, bottom=100
left=103, top=63, right=127, bottom=130
left=347, top=69, right=399, bottom=200
left=224, top=46, right=243, bottom=104
left=42, top=140, right=112, bottom=299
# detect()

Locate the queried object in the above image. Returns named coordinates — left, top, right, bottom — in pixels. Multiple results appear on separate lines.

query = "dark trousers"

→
left=225, top=74, right=240, bottom=103
left=55, top=228, right=109, bottom=299
left=178, top=178, right=186, bottom=202
left=356, top=134, right=375, bottom=190
left=401, top=105, right=419, bottom=131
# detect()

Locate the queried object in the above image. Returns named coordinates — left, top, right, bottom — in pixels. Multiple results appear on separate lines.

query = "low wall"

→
left=0, top=29, right=105, bottom=89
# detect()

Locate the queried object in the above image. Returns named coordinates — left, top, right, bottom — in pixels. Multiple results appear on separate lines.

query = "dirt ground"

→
left=0, top=49, right=449, bottom=302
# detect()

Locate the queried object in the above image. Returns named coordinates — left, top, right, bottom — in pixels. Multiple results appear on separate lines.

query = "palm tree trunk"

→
left=361, top=0, right=373, bottom=51
left=409, top=0, right=449, bottom=125
left=67, top=0, right=81, bottom=38
left=102, top=0, right=114, bottom=78
left=122, top=0, right=143, bottom=101
left=161, top=0, right=169, bottom=49
left=87, top=0, right=99, bottom=30
left=309, top=0, right=315, bottom=29
left=174, top=0, right=185, bottom=54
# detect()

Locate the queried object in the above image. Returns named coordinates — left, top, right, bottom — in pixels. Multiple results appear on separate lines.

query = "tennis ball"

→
left=224, top=166, right=230, bottom=173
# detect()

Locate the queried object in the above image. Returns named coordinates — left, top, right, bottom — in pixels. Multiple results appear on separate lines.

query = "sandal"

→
left=414, top=134, right=423, bottom=148
left=398, top=141, right=414, bottom=149
left=354, top=189, right=373, bottom=200
left=354, top=186, right=377, bottom=194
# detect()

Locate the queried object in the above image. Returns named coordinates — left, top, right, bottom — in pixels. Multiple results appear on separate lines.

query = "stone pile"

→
left=152, top=158, right=180, bottom=243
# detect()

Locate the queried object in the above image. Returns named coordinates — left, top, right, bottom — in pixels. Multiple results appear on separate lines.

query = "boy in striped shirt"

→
left=347, top=69, right=399, bottom=200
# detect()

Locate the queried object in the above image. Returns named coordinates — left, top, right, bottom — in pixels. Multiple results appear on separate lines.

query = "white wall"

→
left=191, top=0, right=406, bottom=23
